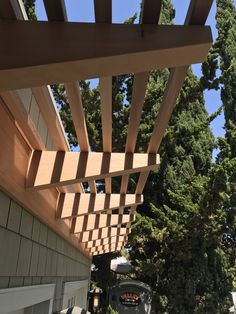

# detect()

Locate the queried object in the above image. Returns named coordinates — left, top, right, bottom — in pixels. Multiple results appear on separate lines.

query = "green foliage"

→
left=215, top=0, right=236, bottom=159
left=107, top=305, right=118, bottom=314
left=23, top=0, right=36, bottom=20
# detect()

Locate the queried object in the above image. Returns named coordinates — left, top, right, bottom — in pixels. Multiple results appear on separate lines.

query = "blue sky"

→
left=35, top=0, right=235, bottom=142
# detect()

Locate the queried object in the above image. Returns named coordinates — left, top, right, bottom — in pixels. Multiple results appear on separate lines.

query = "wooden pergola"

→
left=0, top=0, right=213, bottom=257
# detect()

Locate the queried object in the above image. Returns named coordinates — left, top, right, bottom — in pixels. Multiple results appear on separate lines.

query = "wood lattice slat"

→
left=58, top=193, right=143, bottom=218
left=92, top=244, right=124, bottom=256
left=94, top=0, right=112, bottom=23
left=89, top=241, right=125, bottom=253
left=120, top=0, right=163, bottom=231
left=86, top=235, right=127, bottom=249
left=79, top=227, right=128, bottom=243
left=94, top=0, right=113, bottom=206
left=73, top=214, right=134, bottom=233
left=99, top=77, right=113, bottom=194
left=43, top=0, right=96, bottom=197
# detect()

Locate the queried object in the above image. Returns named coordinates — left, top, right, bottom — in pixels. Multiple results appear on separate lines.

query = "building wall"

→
left=15, top=88, right=57, bottom=150
left=0, top=189, right=91, bottom=313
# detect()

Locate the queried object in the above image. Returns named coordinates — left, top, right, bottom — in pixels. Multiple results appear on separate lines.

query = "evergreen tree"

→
left=211, top=0, right=236, bottom=289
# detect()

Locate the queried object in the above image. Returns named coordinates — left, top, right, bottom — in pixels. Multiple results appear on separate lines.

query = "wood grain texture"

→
left=0, top=22, right=212, bottom=90
left=27, top=151, right=160, bottom=190
left=58, top=193, right=143, bottom=218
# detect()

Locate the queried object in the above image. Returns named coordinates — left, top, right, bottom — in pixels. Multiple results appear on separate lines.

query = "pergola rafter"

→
left=57, top=193, right=143, bottom=219
left=89, top=241, right=125, bottom=254
left=73, top=214, right=134, bottom=234
left=86, top=235, right=127, bottom=249
left=78, top=227, right=129, bottom=243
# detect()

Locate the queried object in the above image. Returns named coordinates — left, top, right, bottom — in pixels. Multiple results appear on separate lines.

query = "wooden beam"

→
left=64, top=82, right=97, bottom=194
left=124, top=0, right=162, bottom=154
left=141, top=0, right=162, bottom=24
left=74, top=213, right=134, bottom=233
left=43, top=0, right=67, bottom=21
left=100, top=77, right=113, bottom=194
left=79, top=227, right=129, bottom=243
left=120, top=72, right=149, bottom=194
left=42, top=1, right=89, bottom=196
left=86, top=235, right=127, bottom=249
left=27, top=151, right=160, bottom=190
left=58, top=193, right=143, bottom=218
left=89, top=241, right=125, bottom=253
left=95, top=0, right=112, bottom=195
left=92, top=245, right=123, bottom=256
left=119, top=0, right=162, bottom=203
left=185, top=0, right=214, bottom=25
left=0, top=22, right=212, bottom=91
left=94, top=0, right=112, bottom=23
left=64, top=83, right=89, bottom=152
left=0, top=1, right=16, bottom=19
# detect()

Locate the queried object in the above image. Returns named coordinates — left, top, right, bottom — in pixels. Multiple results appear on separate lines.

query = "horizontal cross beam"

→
left=79, top=227, right=129, bottom=243
left=27, top=151, right=160, bottom=190
left=89, top=241, right=125, bottom=253
left=0, top=21, right=212, bottom=90
left=92, top=245, right=123, bottom=256
left=58, top=193, right=143, bottom=218
left=86, top=235, right=127, bottom=249
left=74, top=213, right=135, bottom=233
